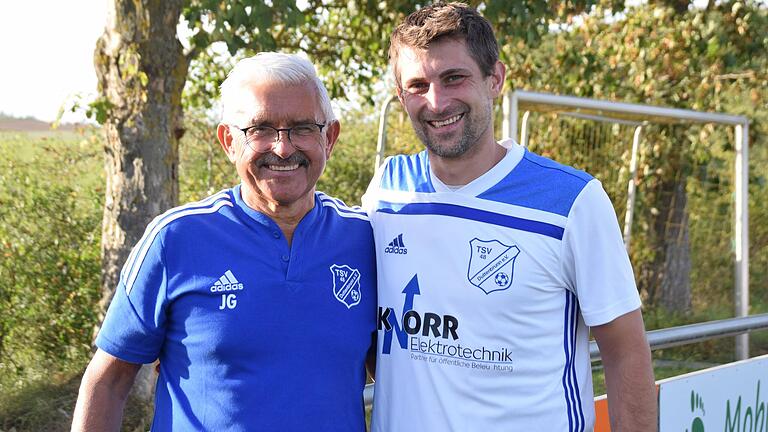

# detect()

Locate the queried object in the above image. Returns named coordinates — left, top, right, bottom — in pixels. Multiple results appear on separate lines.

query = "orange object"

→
left=594, top=396, right=611, bottom=432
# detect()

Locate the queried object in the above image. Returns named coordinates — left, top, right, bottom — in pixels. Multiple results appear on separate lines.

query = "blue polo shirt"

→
left=96, top=185, right=376, bottom=431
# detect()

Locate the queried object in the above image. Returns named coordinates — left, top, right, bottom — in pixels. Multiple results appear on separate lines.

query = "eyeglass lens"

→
left=242, top=124, right=324, bottom=151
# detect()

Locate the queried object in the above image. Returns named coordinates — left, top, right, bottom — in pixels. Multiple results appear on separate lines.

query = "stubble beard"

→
left=415, top=124, right=473, bottom=158
left=412, top=103, right=491, bottom=159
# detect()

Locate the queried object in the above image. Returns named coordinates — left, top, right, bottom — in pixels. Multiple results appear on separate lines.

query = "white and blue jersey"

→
left=363, top=140, right=640, bottom=432
left=97, top=185, right=376, bottom=432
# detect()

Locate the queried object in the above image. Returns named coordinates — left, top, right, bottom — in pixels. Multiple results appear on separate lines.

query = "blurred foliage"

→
left=0, top=131, right=157, bottom=430
left=180, top=0, right=626, bottom=111
left=178, top=109, right=238, bottom=203
left=317, top=109, right=379, bottom=205
left=0, top=131, right=103, bottom=391
left=509, top=0, right=768, bottom=312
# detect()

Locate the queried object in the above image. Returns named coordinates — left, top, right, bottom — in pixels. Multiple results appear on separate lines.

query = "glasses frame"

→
left=237, top=123, right=326, bottom=151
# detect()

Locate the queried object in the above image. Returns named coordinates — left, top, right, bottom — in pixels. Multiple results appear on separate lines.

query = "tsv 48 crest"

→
left=330, top=264, right=362, bottom=308
left=467, top=238, right=520, bottom=294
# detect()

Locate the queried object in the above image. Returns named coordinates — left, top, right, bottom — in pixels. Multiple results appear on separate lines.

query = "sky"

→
left=0, top=1, right=107, bottom=123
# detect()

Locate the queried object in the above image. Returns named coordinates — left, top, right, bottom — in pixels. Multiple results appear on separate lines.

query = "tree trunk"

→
left=658, top=179, right=692, bottom=311
left=640, top=173, right=693, bottom=313
left=94, top=0, right=188, bottom=401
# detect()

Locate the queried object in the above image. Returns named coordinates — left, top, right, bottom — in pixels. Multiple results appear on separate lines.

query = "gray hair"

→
left=220, top=52, right=336, bottom=125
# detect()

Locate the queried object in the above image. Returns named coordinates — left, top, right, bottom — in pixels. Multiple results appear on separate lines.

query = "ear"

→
left=323, top=120, right=341, bottom=159
left=488, top=60, right=506, bottom=98
left=217, top=123, right=238, bottom=163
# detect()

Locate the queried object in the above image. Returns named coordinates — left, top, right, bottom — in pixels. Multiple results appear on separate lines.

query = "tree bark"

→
left=94, top=0, right=188, bottom=401
left=657, top=179, right=692, bottom=312
left=639, top=172, right=693, bottom=313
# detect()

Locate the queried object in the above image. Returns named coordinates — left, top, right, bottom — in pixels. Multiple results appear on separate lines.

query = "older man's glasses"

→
left=238, top=123, right=326, bottom=152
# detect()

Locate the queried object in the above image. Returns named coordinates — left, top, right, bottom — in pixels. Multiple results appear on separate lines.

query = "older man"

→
left=363, top=2, right=657, bottom=431
left=73, top=53, right=376, bottom=431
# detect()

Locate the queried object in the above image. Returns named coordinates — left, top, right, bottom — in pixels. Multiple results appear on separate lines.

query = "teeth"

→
left=430, top=114, right=462, bottom=128
left=269, top=164, right=299, bottom=171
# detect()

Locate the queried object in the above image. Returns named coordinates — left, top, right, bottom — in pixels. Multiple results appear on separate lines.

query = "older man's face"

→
left=220, top=82, right=338, bottom=215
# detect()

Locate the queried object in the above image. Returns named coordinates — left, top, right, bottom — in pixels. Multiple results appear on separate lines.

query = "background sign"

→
left=658, top=354, right=767, bottom=432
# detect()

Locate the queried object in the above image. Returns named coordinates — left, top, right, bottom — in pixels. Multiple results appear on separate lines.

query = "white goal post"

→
left=502, top=90, right=751, bottom=359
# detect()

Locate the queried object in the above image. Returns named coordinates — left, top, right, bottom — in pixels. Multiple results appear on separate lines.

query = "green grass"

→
left=0, top=372, right=82, bottom=431
left=0, top=369, right=154, bottom=432
left=0, top=129, right=92, bottom=157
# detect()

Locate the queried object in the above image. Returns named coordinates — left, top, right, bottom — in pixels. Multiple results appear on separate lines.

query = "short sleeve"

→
left=95, top=226, right=169, bottom=364
left=560, top=180, right=641, bottom=327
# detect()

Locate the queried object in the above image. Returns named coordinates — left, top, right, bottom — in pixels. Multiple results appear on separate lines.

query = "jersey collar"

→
left=429, top=138, right=525, bottom=196
left=232, top=183, right=322, bottom=233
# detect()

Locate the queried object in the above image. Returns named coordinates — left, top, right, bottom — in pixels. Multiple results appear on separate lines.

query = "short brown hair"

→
left=389, top=2, right=499, bottom=88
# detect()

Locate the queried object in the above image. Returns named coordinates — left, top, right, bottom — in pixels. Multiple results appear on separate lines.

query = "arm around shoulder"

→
left=71, top=349, right=142, bottom=432
left=591, top=308, right=657, bottom=432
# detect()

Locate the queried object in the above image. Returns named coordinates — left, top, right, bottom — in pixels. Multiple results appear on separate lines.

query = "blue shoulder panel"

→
left=379, top=152, right=435, bottom=193
left=478, top=149, right=593, bottom=217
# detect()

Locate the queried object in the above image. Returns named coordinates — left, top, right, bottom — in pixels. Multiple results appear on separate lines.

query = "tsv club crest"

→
left=467, top=238, right=520, bottom=294
left=330, top=264, right=362, bottom=308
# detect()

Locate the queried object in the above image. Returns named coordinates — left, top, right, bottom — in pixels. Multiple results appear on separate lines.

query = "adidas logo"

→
left=384, top=233, right=408, bottom=255
left=209, top=270, right=245, bottom=292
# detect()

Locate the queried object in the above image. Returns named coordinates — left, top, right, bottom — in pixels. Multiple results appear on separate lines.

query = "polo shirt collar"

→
left=232, top=183, right=322, bottom=232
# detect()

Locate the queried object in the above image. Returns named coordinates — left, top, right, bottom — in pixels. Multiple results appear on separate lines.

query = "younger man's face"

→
left=395, top=37, right=504, bottom=159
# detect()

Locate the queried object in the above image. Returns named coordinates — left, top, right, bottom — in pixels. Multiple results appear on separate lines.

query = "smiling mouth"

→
left=427, top=114, right=463, bottom=129
left=268, top=164, right=300, bottom=171
left=257, top=153, right=309, bottom=172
